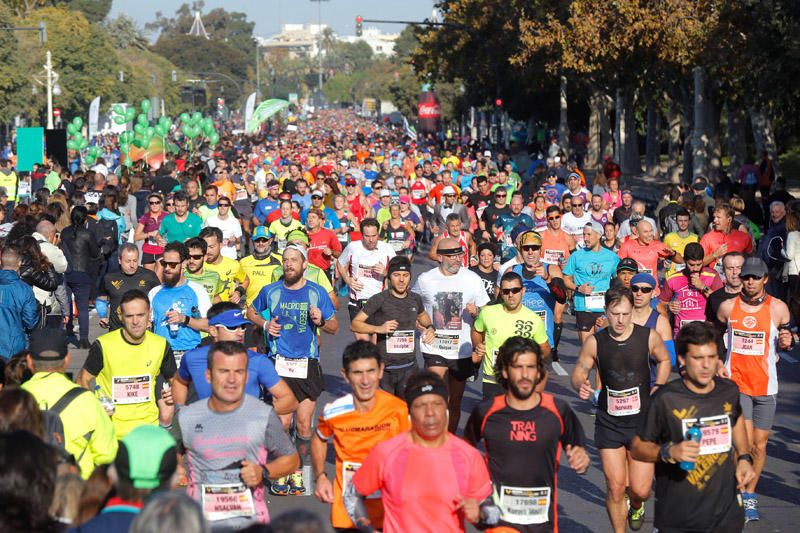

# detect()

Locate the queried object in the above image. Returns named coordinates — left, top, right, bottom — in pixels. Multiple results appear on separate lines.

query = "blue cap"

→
left=252, top=226, right=272, bottom=240
left=208, top=309, right=251, bottom=328
left=510, top=222, right=533, bottom=244
left=630, top=273, right=656, bottom=288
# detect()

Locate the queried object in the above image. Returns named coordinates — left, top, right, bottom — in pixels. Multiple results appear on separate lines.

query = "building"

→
left=261, top=24, right=327, bottom=60
left=341, top=27, right=399, bottom=57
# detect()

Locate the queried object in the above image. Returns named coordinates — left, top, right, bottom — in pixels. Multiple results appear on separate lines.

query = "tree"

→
left=105, top=14, right=149, bottom=50
left=63, top=0, right=111, bottom=23
left=0, top=4, right=28, bottom=122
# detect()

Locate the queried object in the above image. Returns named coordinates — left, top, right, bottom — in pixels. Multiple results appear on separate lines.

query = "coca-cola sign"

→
left=418, top=103, right=441, bottom=119
left=418, top=90, right=441, bottom=133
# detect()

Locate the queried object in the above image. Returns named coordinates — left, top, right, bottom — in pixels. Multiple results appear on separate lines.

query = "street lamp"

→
left=32, top=50, right=59, bottom=129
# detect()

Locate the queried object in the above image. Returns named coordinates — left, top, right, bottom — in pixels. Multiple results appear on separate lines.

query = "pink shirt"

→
left=660, top=268, right=723, bottom=335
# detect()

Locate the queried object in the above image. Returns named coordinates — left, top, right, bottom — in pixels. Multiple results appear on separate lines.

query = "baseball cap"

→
left=380, top=189, right=391, bottom=198
left=286, top=229, right=309, bottom=245
left=585, top=221, right=604, bottom=236
left=28, top=329, right=69, bottom=360
left=510, top=223, right=533, bottom=245
left=483, top=150, right=492, bottom=157
left=387, top=255, right=412, bottom=276
left=476, top=175, right=488, bottom=183
left=621, top=189, right=633, bottom=197
left=278, top=192, right=292, bottom=200
left=252, top=226, right=272, bottom=240
left=741, top=257, right=768, bottom=278
left=567, top=172, right=581, bottom=181
left=114, top=425, right=177, bottom=490
left=399, top=195, right=410, bottom=204
left=345, top=177, right=357, bottom=186
left=310, top=190, right=324, bottom=199
left=442, top=185, right=456, bottom=195
left=631, top=273, right=657, bottom=287
left=209, top=309, right=251, bottom=328
left=617, top=258, right=639, bottom=273
left=546, top=169, right=558, bottom=178
left=519, top=230, right=542, bottom=247
left=0, top=187, right=7, bottom=197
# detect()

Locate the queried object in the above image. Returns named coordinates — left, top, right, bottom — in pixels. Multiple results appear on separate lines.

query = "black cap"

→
left=617, top=258, right=639, bottom=273
left=28, top=329, right=69, bottom=360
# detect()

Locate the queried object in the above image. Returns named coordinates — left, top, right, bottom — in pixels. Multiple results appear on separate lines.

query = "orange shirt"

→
left=353, top=432, right=492, bottom=533
left=725, top=296, right=779, bottom=396
left=700, top=229, right=754, bottom=269
left=212, top=179, right=237, bottom=201
left=316, top=390, right=410, bottom=529
left=618, top=238, right=673, bottom=285
left=540, top=228, right=572, bottom=266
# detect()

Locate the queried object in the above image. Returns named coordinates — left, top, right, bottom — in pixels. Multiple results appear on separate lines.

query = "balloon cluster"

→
left=65, top=117, right=87, bottom=151
left=178, top=111, right=220, bottom=145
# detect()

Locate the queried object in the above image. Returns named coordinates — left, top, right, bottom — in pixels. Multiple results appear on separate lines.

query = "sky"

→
left=109, top=0, right=437, bottom=39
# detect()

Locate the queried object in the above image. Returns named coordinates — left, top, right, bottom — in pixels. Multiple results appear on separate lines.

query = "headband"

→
left=405, top=382, right=449, bottom=407
left=438, top=246, right=464, bottom=256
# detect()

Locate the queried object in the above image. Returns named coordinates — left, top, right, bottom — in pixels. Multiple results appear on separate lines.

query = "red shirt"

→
left=308, top=227, right=342, bottom=271
left=265, top=210, right=301, bottom=225
left=353, top=432, right=492, bottom=533
left=618, top=238, right=673, bottom=285
left=700, top=229, right=753, bottom=268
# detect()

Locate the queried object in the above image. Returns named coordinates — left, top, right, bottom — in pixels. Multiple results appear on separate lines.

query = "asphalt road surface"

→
left=67, top=250, right=800, bottom=532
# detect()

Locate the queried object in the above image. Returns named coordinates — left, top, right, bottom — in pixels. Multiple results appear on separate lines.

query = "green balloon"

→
left=72, top=117, right=83, bottom=128
left=180, top=112, right=191, bottom=124
left=208, top=132, right=220, bottom=145
left=80, top=138, right=89, bottom=150
left=145, top=127, right=155, bottom=138
left=154, top=125, right=165, bottom=136
left=123, top=158, right=133, bottom=167
left=141, top=99, right=151, bottom=113
left=66, top=139, right=79, bottom=150
left=114, top=116, right=127, bottom=125
left=133, top=138, right=143, bottom=149
left=137, top=114, right=148, bottom=126
left=66, top=123, right=77, bottom=135
left=134, top=124, right=145, bottom=135
left=113, top=104, right=124, bottom=116
left=191, top=112, right=203, bottom=124
left=125, top=108, right=136, bottom=121
left=120, top=143, right=130, bottom=154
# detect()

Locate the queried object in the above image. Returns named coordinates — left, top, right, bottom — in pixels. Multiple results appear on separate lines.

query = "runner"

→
left=382, top=202, right=416, bottom=260
left=472, top=271, right=551, bottom=399
left=561, top=194, right=592, bottom=248
left=618, top=219, right=682, bottom=285
left=412, top=237, right=490, bottom=432
left=182, top=237, right=223, bottom=304
left=158, top=191, right=202, bottom=244
left=269, top=199, right=304, bottom=253
left=470, top=242, right=499, bottom=302
left=493, top=191, right=534, bottom=261
left=305, top=208, right=342, bottom=275
left=172, top=302, right=297, bottom=415
left=716, top=257, right=793, bottom=521
left=246, top=244, right=338, bottom=496
left=77, top=289, right=177, bottom=439
left=662, top=207, right=698, bottom=277
left=337, top=218, right=396, bottom=340
left=177, top=340, right=300, bottom=529
left=631, top=321, right=755, bottom=533
left=563, top=222, right=620, bottom=344
left=346, top=371, right=496, bottom=532
left=429, top=212, right=476, bottom=267
left=539, top=205, right=575, bottom=268
left=201, top=226, right=246, bottom=303
left=311, top=341, right=410, bottom=531
left=238, top=226, right=282, bottom=307
left=700, top=204, right=754, bottom=272
left=465, top=336, right=590, bottom=532
left=203, top=196, right=242, bottom=259
left=97, top=243, right=160, bottom=331
left=628, top=273, right=675, bottom=366
left=705, top=252, right=745, bottom=347
left=350, top=256, right=435, bottom=397
left=571, top=286, right=671, bottom=532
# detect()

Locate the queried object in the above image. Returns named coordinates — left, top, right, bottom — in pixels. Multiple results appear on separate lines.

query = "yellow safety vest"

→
left=0, top=171, right=18, bottom=201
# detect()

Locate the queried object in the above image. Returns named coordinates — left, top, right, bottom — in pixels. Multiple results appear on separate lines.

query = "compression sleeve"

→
left=548, top=275, right=567, bottom=304
left=343, top=482, right=375, bottom=533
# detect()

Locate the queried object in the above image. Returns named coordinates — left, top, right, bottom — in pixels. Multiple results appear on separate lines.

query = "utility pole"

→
left=255, top=40, right=261, bottom=101
left=310, top=0, right=329, bottom=107
left=33, top=50, right=59, bottom=129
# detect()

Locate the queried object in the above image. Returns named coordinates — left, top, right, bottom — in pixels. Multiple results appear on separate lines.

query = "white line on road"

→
left=780, top=352, right=798, bottom=363
left=552, top=362, right=568, bottom=376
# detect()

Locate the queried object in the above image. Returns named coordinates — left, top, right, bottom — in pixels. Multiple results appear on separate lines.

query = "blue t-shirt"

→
left=148, top=282, right=211, bottom=351
left=292, top=193, right=312, bottom=211
left=301, top=206, right=341, bottom=231
left=459, top=172, right=475, bottom=190
left=252, top=280, right=335, bottom=359
left=494, top=213, right=535, bottom=260
left=563, top=247, right=620, bottom=312
left=542, top=183, right=567, bottom=205
left=253, top=198, right=280, bottom=224
left=511, top=264, right=555, bottom=346
left=178, top=345, right=280, bottom=399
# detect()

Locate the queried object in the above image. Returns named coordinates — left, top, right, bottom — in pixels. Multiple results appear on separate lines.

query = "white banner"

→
left=88, top=97, right=101, bottom=139
left=244, top=92, right=256, bottom=133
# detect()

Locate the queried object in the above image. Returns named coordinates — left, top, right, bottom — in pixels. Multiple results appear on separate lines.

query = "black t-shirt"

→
left=362, top=290, right=424, bottom=365
left=465, top=393, right=585, bottom=532
left=470, top=266, right=497, bottom=303
left=481, top=204, right=511, bottom=233
left=705, top=288, right=739, bottom=349
left=99, top=268, right=161, bottom=331
left=84, top=333, right=177, bottom=380
left=636, top=377, right=743, bottom=531
left=154, top=176, right=179, bottom=196
left=595, top=325, right=652, bottom=427
left=613, top=205, right=633, bottom=226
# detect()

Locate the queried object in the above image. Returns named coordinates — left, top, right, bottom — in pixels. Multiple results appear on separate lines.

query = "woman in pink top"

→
left=603, top=175, right=623, bottom=210
left=134, top=192, right=168, bottom=274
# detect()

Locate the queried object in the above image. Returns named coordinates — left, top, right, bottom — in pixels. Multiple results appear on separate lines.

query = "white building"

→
left=341, top=27, right=399, bottom=57
left=261, top=24, right=399, bottom=60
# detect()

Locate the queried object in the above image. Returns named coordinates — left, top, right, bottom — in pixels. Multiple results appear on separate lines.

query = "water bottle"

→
left=169, top=304, right=180, bottom=338
left=95, top=299, right=108, bottom=319
left=680, top=424, right=703, bottom=471
left=94, top=385, right=115, bottom=417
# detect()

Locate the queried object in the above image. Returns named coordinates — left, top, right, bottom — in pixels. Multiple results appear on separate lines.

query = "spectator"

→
left=0, top=244, right=39, bottom=359
left=129, top=492, right=208, bottom=533
left=14, top=234, right=59, bottom=328
left=50, top=473, right=84, bottom=527
left=61, top=206, right=100, bottom=349
left=784, top=207, right=800, bottom=329
left=0, top=387, right=44, bottom=436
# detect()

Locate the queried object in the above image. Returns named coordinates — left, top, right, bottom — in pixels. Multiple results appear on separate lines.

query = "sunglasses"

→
left=189, top=254, right=205, bottom=260
left=219, top=324, right=247, bottom=332
left=548, top=216, right=561, bottom=221
left=740, top=274, right=764, bottom=281
left=631, top=285, right=654, bottom=294
left=572, top=204, right=584, bottom=208
left=149, top=200, right=162, bottom=205
left=166, top=202, right=174, bottom=207
left=218, top=203, right=231, bottom=207
left=160, top=260, right=181, bottom=269
left=444, top=194, right=456, bottom=197
left=495, top=194, right=507, bottom=198
left=521, top=245, right=541, bottom=252
left=254, top=238, right=270, bottom=244
left=501, top=287, right=523, bottom=295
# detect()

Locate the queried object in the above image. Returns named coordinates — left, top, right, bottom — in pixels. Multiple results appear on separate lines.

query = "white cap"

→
left=442, top=185, right=456, bottom=195
left=340, top=160, right=349, bottom=167
left=585, top=221, right=604, bottom=236
left=380, top=189, right=391, bottom=197
left=483, top=150, right=492, bottom=157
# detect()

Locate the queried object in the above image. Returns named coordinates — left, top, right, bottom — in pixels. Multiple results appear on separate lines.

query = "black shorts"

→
left=380, top=361, right=417, bottom=398
left=482, top=380, right=504, bottom=401
left=422, top=353, right=475, bottom=381
left=141, top=252, right=161, bottom=265
left=347, top=299, right=368, bottom=320
left=594, top=413, right=638, bottom=450
left=576, top=310, right=603, bottom=332
left=277, top=358, right=324, bottom=403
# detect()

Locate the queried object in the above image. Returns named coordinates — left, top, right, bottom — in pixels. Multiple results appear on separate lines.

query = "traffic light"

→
left=356, top=16, right=363, bottom=37
left=495, top=98, right=503, bottom=108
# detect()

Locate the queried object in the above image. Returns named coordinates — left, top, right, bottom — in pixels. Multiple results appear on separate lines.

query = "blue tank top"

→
left=512, top=264, right=556, bottom=346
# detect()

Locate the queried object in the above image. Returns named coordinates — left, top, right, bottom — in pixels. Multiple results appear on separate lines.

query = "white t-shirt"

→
left=618, top=215, right=659, bottom=240
left=412, top=267, right=490, bottom=359
left=561, top=211, right=592, bottom=246
left=204, top=215, right=243, bottom=259
left=339, top=240, right=396, bottom=302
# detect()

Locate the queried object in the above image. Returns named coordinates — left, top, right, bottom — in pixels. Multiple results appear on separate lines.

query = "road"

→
left=67, top=250, right=800, bottom=531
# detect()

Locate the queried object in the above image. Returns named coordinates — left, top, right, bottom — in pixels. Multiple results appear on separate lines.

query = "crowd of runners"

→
left=0, top=108, right=797, bottom=532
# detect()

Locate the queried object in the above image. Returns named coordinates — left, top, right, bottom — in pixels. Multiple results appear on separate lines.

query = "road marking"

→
left=552, top=362, right=568, bottom=376
left=780, top=352, right=798, bottom=363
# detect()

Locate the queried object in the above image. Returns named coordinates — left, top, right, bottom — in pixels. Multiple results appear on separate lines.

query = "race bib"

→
left=112, top=375, right=151, bottom=405
left=430, top=332, right=460, bottom=358
left=534, top=310, right=548, bottom=324
left=681, top=415, right=732, bottom=455
left=542, top=249, right=564, bottom=265
left=606, top=386, right=641, bottom=416
left=343, top=461, right=381, bottom=500
left=585, top=291, right=606, bottom=311
left=731, top=329, right=766, bottom=356
left=235, top=187, right=248, bottom=201
left=274, top=355, right=309, bottom=379
left=679, top=320, right=701, bottom=329
left=389, top=240, right=405, bottom=252
left=173, top=350, right=186, bottom=368
left=638, top=267, right=653, bottom=276
left=499, top=485, right=551, bottom=525
left=386, top=330, right=415, bottom=354
left=201, top=483, right=256, bottom=522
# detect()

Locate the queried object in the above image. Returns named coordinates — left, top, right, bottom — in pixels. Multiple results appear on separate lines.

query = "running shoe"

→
left=288, top=470, right=305, bottom=495
left=270, top=476, right=290, bottom=496
left=743, top=493, right=759, bottom=522
left=628, top=504, right=645, bottom=531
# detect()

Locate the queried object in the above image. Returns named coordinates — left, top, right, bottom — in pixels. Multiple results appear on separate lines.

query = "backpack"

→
left=43, top=386, right=94, bottom=462
left=97, top=217, right=119, bottom=256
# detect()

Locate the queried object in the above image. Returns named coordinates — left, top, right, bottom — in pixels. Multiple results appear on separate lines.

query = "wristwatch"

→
left=737, top=454, right=754, bottom=465
left=183, top=314, right=191, bottom=326
left=659, top=442, right=676, bottom=464
left=260, top=464, right=270, bottom=482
